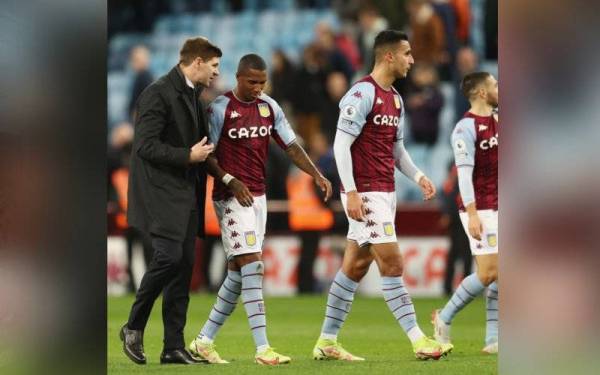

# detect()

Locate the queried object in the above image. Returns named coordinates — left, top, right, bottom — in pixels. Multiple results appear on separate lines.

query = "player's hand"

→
left=346, top=191, right=366, bottom=222
left=315, top=175, right=333, bottom=202
left=189, top=136, right=214, bottom=163
left=418, top=175, right=436, bottom=201
left=229, top=178, right=254, bottom=207
left=468, top=214, right=483, bottom=241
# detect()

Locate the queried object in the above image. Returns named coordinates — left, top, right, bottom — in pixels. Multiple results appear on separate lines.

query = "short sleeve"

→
left=451, top=118, right=476, bottom=167
left=260, top=94, right=296, bottom=149
left=337, top=82, right=375, bottom=136
left=207, top=95, right=230, bottom=146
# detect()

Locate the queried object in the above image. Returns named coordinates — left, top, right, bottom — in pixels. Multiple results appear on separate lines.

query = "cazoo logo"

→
left=228, top=125, right=273, bottom=139
left=480, top=133, right=498, bottom=150
left=373, top=114, right=400, bottom=127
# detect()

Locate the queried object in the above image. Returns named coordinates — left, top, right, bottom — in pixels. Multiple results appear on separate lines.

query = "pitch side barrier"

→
left=108, top=200, right=455, bottom=297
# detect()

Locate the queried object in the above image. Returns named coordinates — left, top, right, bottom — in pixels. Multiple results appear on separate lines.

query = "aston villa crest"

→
left=245, top=231, right=257, bottom=246
left=258, top=103, right=270, bottom=117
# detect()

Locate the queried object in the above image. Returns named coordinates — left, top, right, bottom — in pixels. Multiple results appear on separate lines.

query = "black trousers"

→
left=297, top=231, right=320, bottom=294
left=125, top=227, right=154, bottom=293
left=127, top=209, right=198, bottom=351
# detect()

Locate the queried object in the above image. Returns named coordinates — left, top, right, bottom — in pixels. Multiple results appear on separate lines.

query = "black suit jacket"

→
left=127, top=66, right=209, bottom=241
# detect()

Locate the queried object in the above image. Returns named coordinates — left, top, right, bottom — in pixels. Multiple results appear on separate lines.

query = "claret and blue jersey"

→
left=207, top=91, right=296, bottom=201
left=451, top=112, right=498, bottom=211
left=336, top=75, right=406, bottom=193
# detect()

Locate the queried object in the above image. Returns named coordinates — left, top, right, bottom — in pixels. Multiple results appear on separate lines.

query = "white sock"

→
left=320, top=333, right=337, bottom=341
left=197, top=333, right=213, bottom=344
left=256, top=344, right=270, bottom=353
left=407, top=326, right=426, bottom=343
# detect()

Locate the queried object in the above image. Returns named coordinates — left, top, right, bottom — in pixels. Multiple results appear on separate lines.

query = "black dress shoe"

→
left=119, top=324, right=146, bottom=365
left=160, top=348, right=206, bottom=364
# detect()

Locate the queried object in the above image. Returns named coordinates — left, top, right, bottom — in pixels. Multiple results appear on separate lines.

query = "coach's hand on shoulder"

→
left=315, top=175, right=333, bottom=202
left=189, top=136, right=215, bottom=163
left=418, top=175, right=436, bottom=201
left=468, top=213, right=483, bottom=241
left=229, top=178, right=254, bottom=207
left=346, top=191, right=365, bottom=222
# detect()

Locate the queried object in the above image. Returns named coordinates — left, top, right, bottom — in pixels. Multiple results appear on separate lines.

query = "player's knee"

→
left=347, top=265, right=367, bottom=281
left=477, top=266, right=497, bottom=286
left=356, top=257, right=370, bottom=271
left=380, top=265, right=402, bottom=276
left=344, top=259, right=371, bottom=281
left=235, top=252, right=262, bottom=269
left=378, top=257, right=403, bottom=277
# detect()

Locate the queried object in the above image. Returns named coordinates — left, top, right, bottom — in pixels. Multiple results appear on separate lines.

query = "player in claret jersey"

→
left=312, top=30, right=449, bottom=362
left=188, top=54, right=332, bottom=365
left=431, top=71, right=499, bottom=354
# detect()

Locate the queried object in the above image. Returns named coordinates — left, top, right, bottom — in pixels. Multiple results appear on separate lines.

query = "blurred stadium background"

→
left=107, top=0, right=498, bottom=298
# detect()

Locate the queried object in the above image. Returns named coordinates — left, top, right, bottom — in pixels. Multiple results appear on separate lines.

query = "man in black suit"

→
left=120, top=37, right=221, bottom=365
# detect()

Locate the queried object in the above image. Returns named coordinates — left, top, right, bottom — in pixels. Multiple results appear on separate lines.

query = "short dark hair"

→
left=237, top=54, right=267, bottom=74
left=460, top=71, right=492, bottom=99
left=179, top=37, right=222, bottom=66
left=373, top=30, right=409, bottom=60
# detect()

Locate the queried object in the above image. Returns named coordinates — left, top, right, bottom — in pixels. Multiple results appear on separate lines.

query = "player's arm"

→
left=334, top=82, right=374, bottom=221
left=452, top=120, right=482, bottom=240
left=393, top=98, right=435, bottom=200
left=393, top=139, right=436, bottom=200
left=458, top=166, right=482, bottom=240
left=266, top=96, right=331, bottom=201
left=206, top=97, right=253, bottom=207
left=134, top=86, right=213, bottom=166
left=333, top=129, right=364, bottom=221
left=285, top=142, right=332, bottom=202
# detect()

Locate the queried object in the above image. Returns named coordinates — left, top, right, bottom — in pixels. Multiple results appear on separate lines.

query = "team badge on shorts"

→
left=258, top=103, right=270, bottom=117
left=487, top=233, right=497, bottom=247
left=383, top=222, right=394, bottom=236
left=393, top=94, right=401, bottom=109
left=245, top=231, right=257, bottom=246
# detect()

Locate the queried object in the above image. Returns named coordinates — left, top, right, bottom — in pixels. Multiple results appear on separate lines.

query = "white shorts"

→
left=213, top=195, right=266, bottom=260
left=341, top=191, right=397, bottom=247
left=459, top=209, right=498, bottom=255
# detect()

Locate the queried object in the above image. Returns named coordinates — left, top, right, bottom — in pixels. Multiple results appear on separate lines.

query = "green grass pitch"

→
left=108, top=294, right=497, bottom=374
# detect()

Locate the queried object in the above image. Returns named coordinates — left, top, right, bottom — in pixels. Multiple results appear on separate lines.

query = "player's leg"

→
left=433, top=209, right=498, bottom=347
left=440, top=253, right=496, bottom=321
left=189, top=260, right=240, bottom=364
left=189, top=198, right=245, bottom=364
left=322, top=240, right=373, bottom=337
left=237, top=254, right=291, bottom=365
left=483, top=281, right=498, bottom=354
left=313, top=240, right=372, bottom=361
left=233, top=195, right=289, bottom=365
left=370, top=241, right=444, bottom=360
